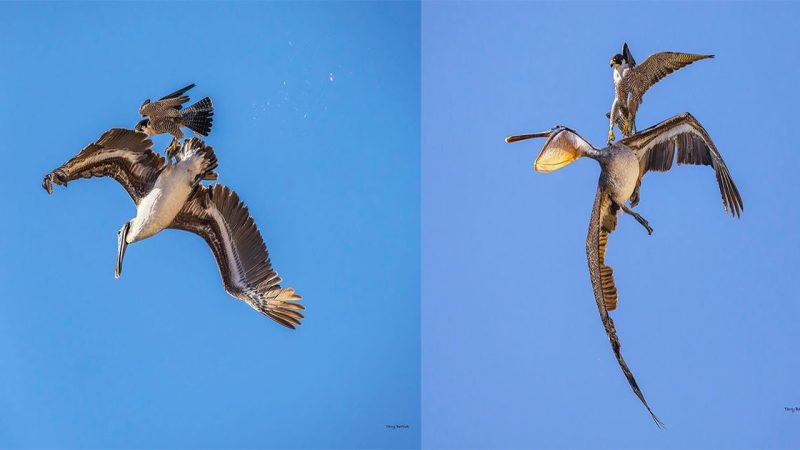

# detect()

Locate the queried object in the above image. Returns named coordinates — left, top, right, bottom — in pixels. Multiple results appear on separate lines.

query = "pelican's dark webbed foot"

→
left=621, top=204, right=653, bottom=235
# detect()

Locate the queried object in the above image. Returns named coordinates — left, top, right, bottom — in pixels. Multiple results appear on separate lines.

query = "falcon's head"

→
left=135, top=118, right=151, bottom=134
left=611, top=43, right=635, bottom=68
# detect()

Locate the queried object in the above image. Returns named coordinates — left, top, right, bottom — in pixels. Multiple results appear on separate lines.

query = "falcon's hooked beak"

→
left=115, top=221, right=131, bottom=279
left=610, top=54, right=623, bottom=67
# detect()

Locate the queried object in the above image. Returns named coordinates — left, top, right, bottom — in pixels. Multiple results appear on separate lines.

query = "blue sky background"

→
left=423, top=2, right=800, bottom=448
left=0, top=2, right=419, bottom=448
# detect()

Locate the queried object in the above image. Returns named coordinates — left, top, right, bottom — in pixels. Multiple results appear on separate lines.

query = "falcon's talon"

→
left=607, top=129, right=615, bottom=145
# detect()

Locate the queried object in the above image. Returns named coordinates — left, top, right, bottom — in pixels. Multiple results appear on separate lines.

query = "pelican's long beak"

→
left=505, top=131, right=551, bottom=144
left=115, top=222, right=130, bottom=279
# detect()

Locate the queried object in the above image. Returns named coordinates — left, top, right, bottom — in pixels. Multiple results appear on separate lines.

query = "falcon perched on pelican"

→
left=607, top=43, right=713, bottom=144
left=506, top=113, right=743, bottom=427
left=42, top=130, right=303, bottom=329
left=135, top=84, right=214, bottom=160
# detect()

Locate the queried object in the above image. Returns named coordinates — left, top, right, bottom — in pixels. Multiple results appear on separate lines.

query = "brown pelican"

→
left=135, top=83, right=214, bottom=159
left=42, top=129, right=303, bottom=328
left=506, top=112, right=743, bottom=427
left=608, top=43, right=713, bottom=144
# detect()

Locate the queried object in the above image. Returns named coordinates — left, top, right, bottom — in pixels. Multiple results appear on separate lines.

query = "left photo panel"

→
left=0, top=2, right=419, bottom=448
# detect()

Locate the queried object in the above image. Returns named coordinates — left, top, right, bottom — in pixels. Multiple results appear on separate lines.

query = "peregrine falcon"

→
left=607, top=43, right=713, bottom=144
left=135, top=84, right=214, bottom=158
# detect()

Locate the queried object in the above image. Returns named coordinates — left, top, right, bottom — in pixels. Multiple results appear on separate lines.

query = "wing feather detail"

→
left=140, top=96, right=190, bottom=116
left=622, top=43, right=636, bottom=67
left=587, top=188, right=664, bottom=428
left=622, top=52, right=713, bottom=105
left=42, top=128, right=164, bottom=203
left=139, top=83, right=196, bottom=115
left=169, top=184, right=303, bottom=328
left=620, top=112, right=743, bottom=216
left=159, top=83, right=196, bottom=101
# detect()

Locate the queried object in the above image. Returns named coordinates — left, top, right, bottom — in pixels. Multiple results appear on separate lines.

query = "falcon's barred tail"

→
left=181, top=97, right=214, bottom=136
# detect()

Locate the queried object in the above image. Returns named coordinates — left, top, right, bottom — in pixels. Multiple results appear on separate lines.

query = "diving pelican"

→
left=42, top=129, right=303, bottom=328
left=506, top=112, right=743, bottom=427
left=608, top=43, right=713, bottom=144
left=135, top=83, right=214, bottom=160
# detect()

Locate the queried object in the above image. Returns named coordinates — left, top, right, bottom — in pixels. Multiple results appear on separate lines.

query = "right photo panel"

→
left=422, top=2, right=799, bottom=448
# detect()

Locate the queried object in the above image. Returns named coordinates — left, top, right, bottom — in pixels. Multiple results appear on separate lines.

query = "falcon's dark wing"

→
left=622, top=42, right=636, bottom=67
left=159, top=83, right=196, bottom=101
left=619, top=112, right=743, bottom=216
left=621, top=52, right=713, bottom=106
left=140, top=97, right=190, bottom=116
left=139, top=84, right=196, bottom=116
left=42, top=128, right=164, bottom=204
left=586, top=188, right=664, bottom=428
left=169, top=184, right=304, bottom=329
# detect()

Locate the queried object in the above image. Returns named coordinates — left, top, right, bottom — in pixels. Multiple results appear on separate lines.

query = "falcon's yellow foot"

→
left=607, top=129, right=615, bottom=145
left=166, top=138, right=179, bottom=164
left=622, top=120, right=632, bottom=136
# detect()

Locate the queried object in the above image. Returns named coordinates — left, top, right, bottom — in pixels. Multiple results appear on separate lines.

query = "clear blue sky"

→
left=0, top=2, right=419, bottom=448
left=423, top=2, right=800, bottom=448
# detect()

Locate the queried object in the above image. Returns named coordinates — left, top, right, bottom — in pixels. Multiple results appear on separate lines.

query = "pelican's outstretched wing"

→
left=586, top=188, right=664, bottom=428
left=169, top=184, right=303, bottom=328
left=622, top=52, right=713, bottom=106
left=620, top=112, right=743, bottom=216
left=42, top=128, right=164, bottom=204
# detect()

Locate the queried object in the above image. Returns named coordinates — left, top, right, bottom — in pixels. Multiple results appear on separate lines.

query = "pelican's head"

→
left=42, top=169, right=68, bottom=194
left=115, top=221, right=132, bottom=279
left=506, top=126, right=591, bottom=173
